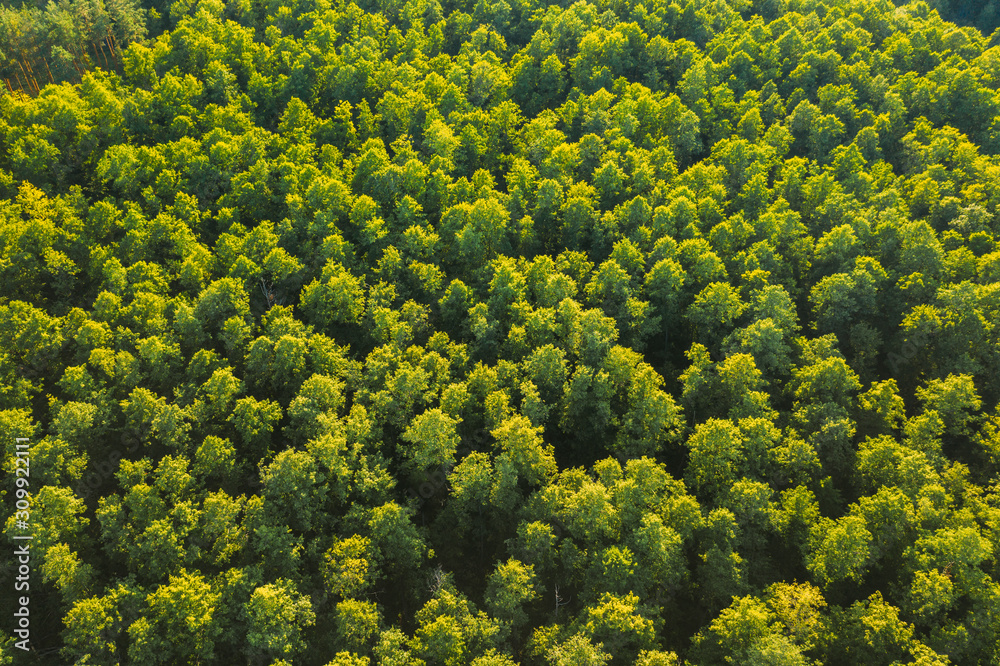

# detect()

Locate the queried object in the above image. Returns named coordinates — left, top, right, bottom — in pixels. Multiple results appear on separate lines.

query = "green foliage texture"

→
left=2, top=0, right=1000, bottom=664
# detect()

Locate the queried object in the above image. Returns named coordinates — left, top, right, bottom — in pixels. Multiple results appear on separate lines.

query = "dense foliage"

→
left=2, top=0, right=1000, bottom=663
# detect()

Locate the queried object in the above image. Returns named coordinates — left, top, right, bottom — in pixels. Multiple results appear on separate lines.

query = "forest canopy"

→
left=2, top=0, right=1000, bottom=664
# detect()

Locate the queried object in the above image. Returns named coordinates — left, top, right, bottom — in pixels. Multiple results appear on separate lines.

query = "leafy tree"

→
left=485, top=558, right=538, bottom=643
left=806, top=515, right=873, bottom=587
left=62, top=583, right=142, bottom=665
left=401, top=407, right=462, bottom=477
left=686, top=418, right=745, bottom=498
left=244, top=580, right=316, bottom=664
left=546, top=633, right=611, bottom=666
left=127, top=570, right=222, bottom=665
left=410, top=586, right=499, bottom=665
